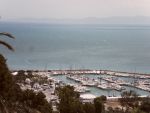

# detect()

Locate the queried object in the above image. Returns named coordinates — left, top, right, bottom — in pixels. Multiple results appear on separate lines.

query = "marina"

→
left=12, top=70, right=150, bottom=97
left=66, top=74, right=125, bottom=91
left=49, top=72, right=150, bottom=97
left=11, top=70, right=150, bottom=111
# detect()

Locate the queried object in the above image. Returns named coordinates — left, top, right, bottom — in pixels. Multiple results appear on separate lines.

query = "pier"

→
left=12, top=69, right=150, bottom=93
left=12, top=69, right=150, bottom=79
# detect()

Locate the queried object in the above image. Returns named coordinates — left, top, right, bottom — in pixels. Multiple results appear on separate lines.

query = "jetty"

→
left=12, top=69, right=150, bottom=79
left=12, top=69, right=150, bottom=92
left=66, top=75, right=99, bottom=86
left=66, top=75, right=125, bottom=91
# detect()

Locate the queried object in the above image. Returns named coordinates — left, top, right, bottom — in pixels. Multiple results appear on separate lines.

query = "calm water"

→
left=51, top=74, right=150, bottom=97
left=1, top=22, right=150, bottom=73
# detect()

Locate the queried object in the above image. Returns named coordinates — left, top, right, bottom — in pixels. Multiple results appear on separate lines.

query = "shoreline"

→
left=12, top=69, right=150, bottom=93
left=12, top=69, right=150, bottom=79
left=12, top=69, right=150, bottom=100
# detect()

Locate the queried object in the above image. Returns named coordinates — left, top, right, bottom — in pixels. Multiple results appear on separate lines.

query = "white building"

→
left=80, top=93, right=96, bottom=103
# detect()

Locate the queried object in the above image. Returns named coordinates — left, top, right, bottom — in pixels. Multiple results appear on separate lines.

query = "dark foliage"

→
left=119, top=90, right=139, bottom=109
left=0, top=54, right=52, bottom=113
left=56, top=85, right=84, bottom=113
left=140, top=97, right=150, bottom=113
left=83, top=103, right=95, bottom=113
left=94, top=97, right=104, bottom=113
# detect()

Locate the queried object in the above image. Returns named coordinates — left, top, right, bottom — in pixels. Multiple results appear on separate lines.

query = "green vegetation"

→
left=55, top=87, right=150, bottom=113
left=21, top=89, right=52, bottom=113
left=56, top=85, right=84, bottom=113
left=119, top=90, right=150, bottom=113
left=94, top=97, right=105, bottom=113
left=82, top=103, right=95, bottom=113
left=119, top=90, right=140, bottom=110
left=0, top=33, right=52, bottom=113
left=0, top=32, right=15, bottom=51
left=56, top=85, right=107, bottom=113
left=131, top=108, right=146, bottom=113
left=140, top=97, right=150, bottom=113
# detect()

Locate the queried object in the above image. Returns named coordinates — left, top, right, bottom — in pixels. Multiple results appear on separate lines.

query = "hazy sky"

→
left=0, top=0, right=150, bottom=19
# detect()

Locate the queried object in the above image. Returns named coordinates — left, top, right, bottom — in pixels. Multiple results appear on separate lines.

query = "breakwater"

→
left=12, top=69, right=150, bottom=95
left=12, top=69, right=150, bottom=79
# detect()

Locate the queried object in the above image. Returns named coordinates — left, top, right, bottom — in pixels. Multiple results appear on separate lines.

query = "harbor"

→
left=12, top=69, right=150, bottom=97
left=51, top=74, right=150, bottom=96
left=11, top=70, right=150, bottom=110
left=66, top=74, right=125, bottom=91
left=12, top=69, right=150, bottom=78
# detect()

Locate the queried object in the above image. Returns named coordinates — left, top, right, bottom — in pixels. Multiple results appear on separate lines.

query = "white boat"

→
left=75, top=87, right=89, bottom=93
left=81, top=81, right=98, bottom=86
left=97, top=83, right=113, bottom=90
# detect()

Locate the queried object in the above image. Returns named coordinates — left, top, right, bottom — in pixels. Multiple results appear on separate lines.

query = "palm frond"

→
left=0, top=32, right=15, bottom=39
left=0, top=40, right=14, bottom=51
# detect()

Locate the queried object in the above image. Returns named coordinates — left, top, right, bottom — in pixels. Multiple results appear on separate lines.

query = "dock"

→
left=12, top=69, right=150, bottom=79
left=12, top=69, right=150, bottom=92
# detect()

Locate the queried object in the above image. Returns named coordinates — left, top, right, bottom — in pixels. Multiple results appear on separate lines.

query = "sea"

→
left=1, top=22, right=150, bottom=73
left=1, top=21, right=150, bottom=96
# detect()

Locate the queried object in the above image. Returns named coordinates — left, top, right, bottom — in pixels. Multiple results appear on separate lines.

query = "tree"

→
left=131, top=108, right=145, bottom=113
left=140, top=97, right=150, bottom=113
left=0, top=32, right=15, bottom=51
left=0, top=32, right=16, bottom=113
left=119, top=90, right=139, bottom=111
left=105, top=107, right=126, bottom=113
left=21, top=89, right=53, bottom=113
left=94, top=97, right=104, bottom=113
left=100, top=95, right=107, bottom=102
left=56, top=85, right=84, bottom=113
left=0, top=32, right=53, bottom=113
left=0, top=32, right=15, bottom=100
left=83, top=103, right=95, bottom=113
